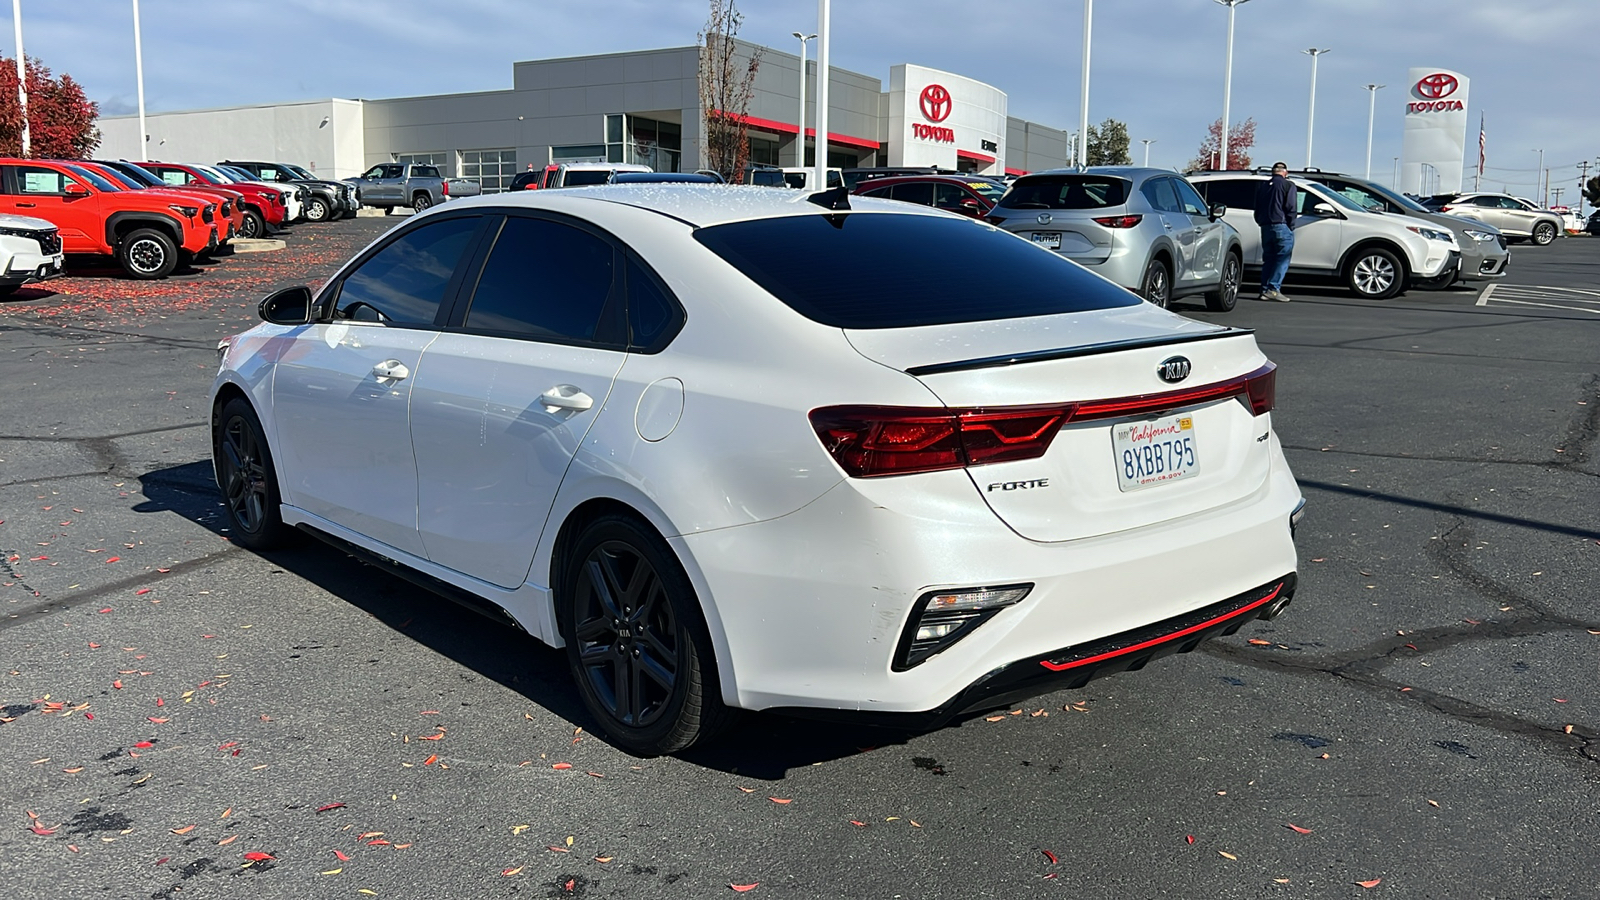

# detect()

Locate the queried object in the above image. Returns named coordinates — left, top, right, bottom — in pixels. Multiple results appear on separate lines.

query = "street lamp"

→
left=12, top=0, right=28, bottom=157
left=133, top=0, right=147, bottom=161
left=1362, top=83, right=1384, bottom=180
left=1078, top=0, right=1092, bottom=167
left=791, top=31, right=815, bottom=168
left=813, top=0, right=830, bottom=188
left=1213, top=0, right=1251, bottom=171
left=1302, top=48, right=1329, bottom=168
left=1531, top=148, right=1545, bottom=207
left=1141, top=138, right=1156, bottom=167
left=1391, top=156, right=1399, bottom=189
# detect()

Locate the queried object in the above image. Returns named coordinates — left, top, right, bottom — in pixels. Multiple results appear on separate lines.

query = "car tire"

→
left=1204, top=251, right=1241, bottom=312
left=117, top=227, right=178, bottom=280
left=1531, top=221, right=1557, bottom=246
left=557, top=513, right=735, bottom=756
left=412, top=193, right=433, bottom=213
left=1346, top=247, right=1406, bottom=300
left=305, top=197, right=331, bottom=222
left=214, top=397, right=295, bottom=551
left=1140, top=256, right=1172, bottom=308
left=381, top=206, right=395, bottom=216
left=238, top=208, right=266, bottom=239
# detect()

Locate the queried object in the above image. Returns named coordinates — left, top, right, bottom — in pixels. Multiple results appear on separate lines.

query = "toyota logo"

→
left=1415, top=73, right=1458, bottom=100
left=1156, top=356, right=1192, bottom=384
left=919, top=84, right=952, bottom=123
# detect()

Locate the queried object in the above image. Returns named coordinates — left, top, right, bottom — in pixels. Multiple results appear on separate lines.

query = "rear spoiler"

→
left=906, top=328, right=1254, bottom=377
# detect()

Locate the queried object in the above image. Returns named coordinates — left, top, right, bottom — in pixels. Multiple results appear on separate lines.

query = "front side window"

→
left=1172, top=179, right=1209, bottom=216
left=10, top=166, right=76, bottom=194
left=462, top=217, right=619, bottom=344
left=1141, top=177, right=1181, bottom=213
left=934, top=184, right=974, bottom=211
left=335, top=216, right=480, bottom=326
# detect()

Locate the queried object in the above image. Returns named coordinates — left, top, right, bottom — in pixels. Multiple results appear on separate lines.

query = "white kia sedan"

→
left=211, top=186, right=1303, bottom=755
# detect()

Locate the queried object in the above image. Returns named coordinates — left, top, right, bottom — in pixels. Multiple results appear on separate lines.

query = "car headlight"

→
left=1462, top=229, right=1495, bottom=243
left=1406, top=225, right=1451, bottom=242
left=169, top=204, right=200, bottom=218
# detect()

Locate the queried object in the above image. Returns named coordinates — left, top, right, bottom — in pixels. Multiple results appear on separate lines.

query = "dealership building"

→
left=97, top=39, right=1075, bottom=187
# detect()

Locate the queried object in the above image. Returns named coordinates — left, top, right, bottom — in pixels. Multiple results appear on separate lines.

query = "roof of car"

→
left=852, top=174, right=1004, bottom=188
left=429, top=184, right=952, bottom=229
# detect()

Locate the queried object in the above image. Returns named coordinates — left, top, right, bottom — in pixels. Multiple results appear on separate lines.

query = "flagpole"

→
left=1475, top=113, right=1483, bottom=192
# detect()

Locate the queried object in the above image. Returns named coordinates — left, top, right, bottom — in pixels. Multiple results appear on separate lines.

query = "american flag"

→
left=1477, top=114, right=1486, bottom=178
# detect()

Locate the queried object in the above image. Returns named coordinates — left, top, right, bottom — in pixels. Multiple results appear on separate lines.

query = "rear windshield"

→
left=694, top=213, right=1140, bottom=329
left=564, top=169, right=613, bottom=186
left=998, top=175, right=1130, bottom=210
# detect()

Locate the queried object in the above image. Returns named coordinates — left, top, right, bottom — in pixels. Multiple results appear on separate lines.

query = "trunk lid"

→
left=845, top=307, right=1276, bottom=543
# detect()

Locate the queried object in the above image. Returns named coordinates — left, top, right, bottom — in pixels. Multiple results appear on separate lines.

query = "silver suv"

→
left=1189, top=173, right=1461, bottom=300
left=1433, top=193, right=1562, bottom=246
left=988, top=167, right=1244, bottom=311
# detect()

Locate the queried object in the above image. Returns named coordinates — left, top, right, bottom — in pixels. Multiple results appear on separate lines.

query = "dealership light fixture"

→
left=1213, top=0, right=1252, bottom=171
left=1141, top=138, right=1155, bottom=167
left=813, top=0, right=830, bottom=189
left=1531, top=148, right=1545, bottom=208
left=792, top=31, right=816, bottom=167
left=1078, top=0, right=1092, bottom=167
left=1362, top=83, right=1384, bottom=180
left=12, top=0, right=27, bottom=157
left=1303, top=48, right=1330, bottom=169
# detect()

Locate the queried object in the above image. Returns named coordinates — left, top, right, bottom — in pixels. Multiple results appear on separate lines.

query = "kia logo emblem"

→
left=1157, top=356, right=1192, bottom=384
left=1036, top=213, right=1053, bottom=226
left=1415, top=73, right=1458, bottom=100
left=919, top=84, right=952, bottom=123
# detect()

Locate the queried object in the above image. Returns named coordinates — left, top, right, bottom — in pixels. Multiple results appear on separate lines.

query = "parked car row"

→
left=0, top=157, right=364, bottom=283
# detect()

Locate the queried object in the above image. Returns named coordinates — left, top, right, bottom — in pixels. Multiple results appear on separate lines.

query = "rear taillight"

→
left=1092, top=214, right=1143, bottom=228
left=808, top=405, right=1070, bottom=477
left=1439, top=205, right=1454, bottom=212
left=442, top=181, right=449, bottom=197
left=810, top=362, right=1277, bottom=478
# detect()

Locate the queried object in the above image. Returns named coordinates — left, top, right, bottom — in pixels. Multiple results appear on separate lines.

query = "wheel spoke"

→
left=612, top=656, right=635, bottom=724
left=575, top=616, right=612, bottom=643
left=584, top=557, right=625, bottom=621
left=640, top=632, right=677, bottom=674
left=627, top=656, right=647, bottom=723
left=577, top=639, right=612, bottom=666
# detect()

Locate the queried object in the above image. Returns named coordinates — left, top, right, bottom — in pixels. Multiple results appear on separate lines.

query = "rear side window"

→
left=694, top=213, right=1140, bottom=329
left=626, top=257, right=681, bottom=351
left=336, top=216, right=479, bottom=326
left=998, top=175, right=1129, bottom=210
left=1194, top=178, right=1258, bottom=211
left=563, top=169, right=612, bottom=187
left=463, top=217, right=620, bottom=345
left=891, top=182, right=935, bottom=206
left=412, top=166, right=441, bottom=179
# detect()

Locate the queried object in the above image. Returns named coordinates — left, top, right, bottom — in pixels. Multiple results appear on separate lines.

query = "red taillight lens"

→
left=1092, top=214, right=1143, bottom=228
left=1439, top=205, right=1454, bottom=212
left=809, top=405, right=1069, bottom=477
left=809, top=363, right=1277, bottom=478
left=442, top=181, right=450, bottom=196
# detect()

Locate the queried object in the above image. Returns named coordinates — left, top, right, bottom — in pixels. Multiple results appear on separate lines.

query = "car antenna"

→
left=806, top=185, right=851, bottom=211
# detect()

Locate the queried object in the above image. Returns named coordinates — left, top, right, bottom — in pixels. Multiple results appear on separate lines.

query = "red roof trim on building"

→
left=957, top=149, right=996, bottom=165
left=710, top=110, right=879, bottom=151
left=1005, top=166, right=1029, bottom=176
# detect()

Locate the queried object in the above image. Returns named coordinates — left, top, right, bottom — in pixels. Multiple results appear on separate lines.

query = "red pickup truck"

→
left=0, top=157, right=216, bottom=279
left=136, top=162, right=287, bottom=238
left=82, top=160, right=244, bottom=246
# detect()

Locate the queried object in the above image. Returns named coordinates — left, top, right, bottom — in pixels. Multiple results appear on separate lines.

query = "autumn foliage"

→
left=1189, top=117, right=1256, bottom=171
left=0, top=54, right=101, bottom=158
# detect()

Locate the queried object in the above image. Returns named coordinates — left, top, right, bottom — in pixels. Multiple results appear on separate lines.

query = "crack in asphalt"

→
left=0, top=319, right=220, bottom=350
left=0, top=546, right=240, bottom=633
left=1283, top=443, right=1598, bottom=476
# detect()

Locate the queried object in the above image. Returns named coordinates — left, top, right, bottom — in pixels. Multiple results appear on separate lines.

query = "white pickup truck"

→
left=344, top=164, right=482, bottom=214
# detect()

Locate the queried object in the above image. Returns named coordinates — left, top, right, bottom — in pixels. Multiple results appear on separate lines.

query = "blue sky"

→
left=9, top=0, right=1595, bottom=202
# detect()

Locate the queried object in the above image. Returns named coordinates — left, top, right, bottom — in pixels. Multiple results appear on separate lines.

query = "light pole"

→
left=1077, top=0, right=1092, bottom=167
left=133, top=0, right=147, bottom=161
left=12, top=0, right=27, bottom=157
left=791, top=31, right=815, bottom=168
left=813, top=0, right=830, bottom=188
left=1213, top=0, right=1251, bottom=170
left=1391, top=156, right=1399, bottom=189
left=1531, top=148, right=1544, bottom=207
left=1141, top=138, right=1155, bottom=167
left=1303, top=48, right=1329, bottom=168
left=1362, top=83, right=1384, bottom=180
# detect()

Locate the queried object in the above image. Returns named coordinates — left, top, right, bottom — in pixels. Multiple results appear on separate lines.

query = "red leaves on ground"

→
left=767, top=797, right=792, bottom=804
left=501, top=866, right=523, bottom=876
left=98, top=608, right=113, bottom=614
left=1356, top=878, right=1382, bottom=888
left=333, top=850, right=350, bottom=862
left=28, top=822, right=57, bottom=835
left=418, top=710, right=439, bottom=715
left=849, top=820, right=866, bottom=827
left=133, top=741, right=154, bottom=749
left=243, top=852, right=275, bottom=861
left=730, top=883, right=759, bottom=892
left=1042, top=849, right=1058, bottom=864
left=1285, top=823, right=1313, bottom=834
left=418, top=732, right=444, bottom=741
left=217, top=835, right=238, bottom=846
left=105, top=557, right=119, bottom=564
left=217, top=742, right=238, bottom=751
left=171, top=825, right=196, bottom=835
left=148, top=717, right=169, bottom=724
left=1246, top=638, right=1272, bottom=646
left=136, top=588, right=151, bottom=595
left=1185, top=835, right=1195, bottom=844
left=112, top=680, right=123, bottom=690
left=546, top=845, right=570, bottom=853
left=551, top=762, right=573, bottom=769
left=422, top=755, right=438, bottom=766
left=316, top=803, right=345, bottom=813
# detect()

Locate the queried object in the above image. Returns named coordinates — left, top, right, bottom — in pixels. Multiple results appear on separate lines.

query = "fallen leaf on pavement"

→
left=551, top=762, right=572, bottom=769
left=1219, top=851, right=1238, bottom=860
left=423, top=755, right=437, bottom=766
left=28, top=822, right=57, bottom=836
left=594, top=855, right=613, bottom=863
left=1186, top=835, right=1195, bottom=844
left=501, top=866, right=523, bottom=876
left=1356, top=878, right=1382, bottom=888
left=768, top=797, right=792, bottom=804
left=217, top=835, right=238, bottom=846
left=171, top=825, right=196, bottom=835
left=316, top=803, right=346, bottom=813
left=1285, top=823, right=1312, bottom=834
left=243, top=852, right=275, bottom=861
left=546, top=845, right=569, bottom=853
left=333, top=850, right=350, bottom=861
left=730, top=883, right=759, bottom=893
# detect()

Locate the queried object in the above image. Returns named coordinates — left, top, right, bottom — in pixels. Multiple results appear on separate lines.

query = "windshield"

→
left=966, top=181, right=1006, bottom=202
left=62, top=164, right=121, bottom=192
left=89, top=166, right=145, bottom=190
left=219, top=166, right=255, bottom=181
left=997, top=175, right=1131, bottom=210
left=694, top=212, right=1140, bottom=329
left=104, top=163, right=165, bottom=187
left=1312, top=185, right=1366, bottom=212
left=1359, top=181, right=1431, bottom=213
left=284, top=164, right=315, bottom=179
left=195, top=165, right=238, bottom=183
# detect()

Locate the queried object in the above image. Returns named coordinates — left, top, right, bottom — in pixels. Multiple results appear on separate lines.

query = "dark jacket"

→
left=1254, top=174, right=1298, bottom=229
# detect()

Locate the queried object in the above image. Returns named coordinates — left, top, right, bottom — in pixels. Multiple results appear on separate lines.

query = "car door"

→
left=270, top=213, right=486, bottom=558
left=1288, top=186, right=1344, bottom=272
left=2, top=164, right=102, bottom=252
left=1173, top=177, right=1224, bottom=283
left=409, top=213, right=629, bottom=588
left=360, top=164, right=405, bottom=204
left=1500, top=197, right=1537, bottom=235
left=1462, top=196, right=1505, bottom=230
left=1144, top=177, right=1197, bottom=283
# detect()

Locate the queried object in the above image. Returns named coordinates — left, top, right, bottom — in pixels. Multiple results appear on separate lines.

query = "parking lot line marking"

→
left=1477, top=283, right=1600, bottom=314
left=1475, top=283, right=1495, bottom=306
left=1486, top=297, right=1600, bottom=315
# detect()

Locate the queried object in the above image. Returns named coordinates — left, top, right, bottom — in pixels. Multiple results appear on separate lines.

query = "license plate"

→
left=1030, top=232, right=1061, bottom=250
left=1113, top=414, right=1198, bottom=491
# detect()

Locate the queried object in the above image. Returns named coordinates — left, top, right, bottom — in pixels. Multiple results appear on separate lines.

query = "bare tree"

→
left=698, top=0, right=761, bottom=181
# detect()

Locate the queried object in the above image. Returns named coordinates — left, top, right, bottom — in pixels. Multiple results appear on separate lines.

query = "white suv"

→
left=1190, top=173, right=1460, bottom=300
left=0, top=213, right=65, bottom=296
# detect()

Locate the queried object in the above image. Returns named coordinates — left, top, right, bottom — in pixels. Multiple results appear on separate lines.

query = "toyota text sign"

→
left=1400, top=67, right=1470, bottom=195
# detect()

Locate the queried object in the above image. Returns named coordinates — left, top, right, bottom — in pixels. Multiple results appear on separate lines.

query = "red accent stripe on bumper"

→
left=1039, top=583, right=1285, bottom=672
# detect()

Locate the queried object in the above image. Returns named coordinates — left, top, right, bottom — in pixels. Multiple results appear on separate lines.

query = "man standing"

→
left=1253, top=161, right=1298, bottom=301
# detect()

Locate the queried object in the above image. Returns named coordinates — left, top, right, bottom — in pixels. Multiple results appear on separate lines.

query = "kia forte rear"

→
left=211, top=186, right=1302, bottom=756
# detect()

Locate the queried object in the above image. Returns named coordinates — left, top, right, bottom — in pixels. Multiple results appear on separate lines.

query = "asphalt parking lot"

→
left=2, top=220, right=1596, bottom=899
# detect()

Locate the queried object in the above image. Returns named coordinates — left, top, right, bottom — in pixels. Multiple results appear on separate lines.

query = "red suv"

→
left=852, top=174, right=1007, bottom=218
left=136, top=162, right=287, bottom=238
left=0, top=158, right=216, bottom=279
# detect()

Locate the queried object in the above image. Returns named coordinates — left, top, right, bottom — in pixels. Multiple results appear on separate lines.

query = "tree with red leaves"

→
left=1189, top=117, right=1256, bottom=172
left=0, top=54, right=101, bottom=158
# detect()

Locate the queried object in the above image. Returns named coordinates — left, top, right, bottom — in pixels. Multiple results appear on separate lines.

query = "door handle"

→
left=371, top=360, right=409, bottom=380
left=540, top=385, right=593, bottom=411
left=16, top=202, right=34, bottom=208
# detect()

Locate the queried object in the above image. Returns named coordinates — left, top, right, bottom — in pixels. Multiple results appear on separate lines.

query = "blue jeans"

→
left=1260, top=224, right=1294, bottom=292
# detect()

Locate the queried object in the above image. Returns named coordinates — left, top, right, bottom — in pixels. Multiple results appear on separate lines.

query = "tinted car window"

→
left=934, top=184, right=974, bottom=211
left=412, top=166, right=441, bottom=179
left=1172, top=179, right=1209, bottom=216
left=463, top=217, right=618, bottom=344
left=861, top=186, right=893, bottom=199
left=1194, top=179, right=1258, bottom=211
left=1141, top=177, right=1181, bottom=213
left=891, top=182, right=935, bottom=206
left=694, top=213, right=1140, bottom=329
left=998, top=175, right=1130, bottom=210
left=626, top=257, right=680, bottom=351
left=563, top=169, right=612, bottom=187
left=336, top=216, right=479, bottom=326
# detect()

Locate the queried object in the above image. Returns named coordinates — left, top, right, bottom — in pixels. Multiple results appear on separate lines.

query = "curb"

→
left=229, top=238, right=287, bottom=253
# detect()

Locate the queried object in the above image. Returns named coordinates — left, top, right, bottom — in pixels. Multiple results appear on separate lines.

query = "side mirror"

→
left=1312, top=203, right=1338, bottom=217
left=64, top=183, right=90, bottom=197
left=259, top=286, right=313, bottom=325
left=1209, top=203, right=1227, bottom=220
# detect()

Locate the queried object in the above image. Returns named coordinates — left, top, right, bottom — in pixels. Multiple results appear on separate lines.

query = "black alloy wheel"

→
left=117, top=227, right=177, bottom=280
left=1205, top=251, right=1241, bottom=312
left=412, top=193, right=432, bottom=212
left=560, top=515, right=733, bottom=755
left=1141, top=257, right=1171, bottom=308
left=305, top=197, right=330, bottom=222
left=238, top=208, right=265, bottom=239
left=215, top=398, right=293, bottom=551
